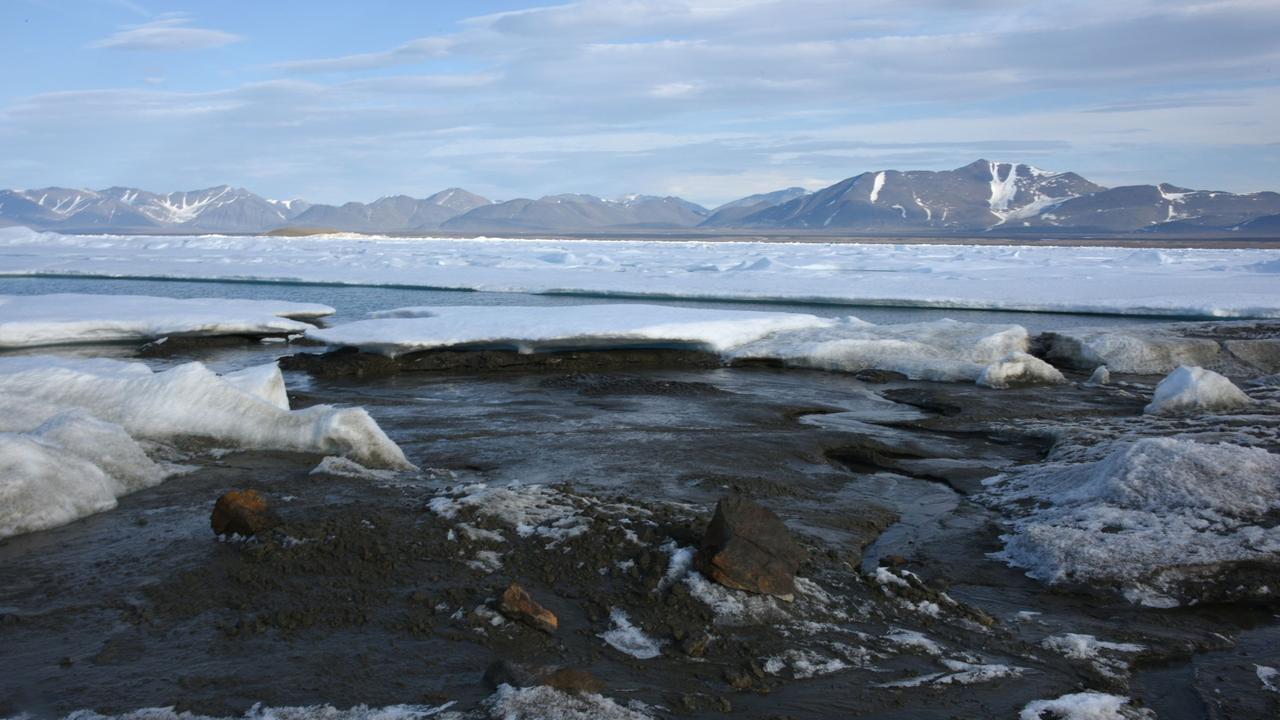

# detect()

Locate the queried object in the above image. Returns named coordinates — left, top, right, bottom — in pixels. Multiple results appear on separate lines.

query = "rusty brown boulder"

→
left=211, top=490, right=279, bottom=537
left=498, top=582, right=558, bottom=634
left=695, top=494, right=806, bottom=600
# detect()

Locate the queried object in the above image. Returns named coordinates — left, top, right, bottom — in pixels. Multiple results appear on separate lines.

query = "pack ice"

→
left=0, top=357, right=411, bottom=539
left=0, top=293, right=334, bottom=348
left=3, top=227, right=1280, bottom=318
left=309, top=304, right=1066, bottom=386
left=989, top=437, right=1280, bottom=607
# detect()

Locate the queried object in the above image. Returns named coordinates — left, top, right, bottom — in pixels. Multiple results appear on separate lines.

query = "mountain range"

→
left=3, top=160, right=1278, bottom=236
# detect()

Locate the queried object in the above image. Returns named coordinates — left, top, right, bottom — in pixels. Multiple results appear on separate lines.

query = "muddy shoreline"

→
left=2, top=339, right=1278, bottom=718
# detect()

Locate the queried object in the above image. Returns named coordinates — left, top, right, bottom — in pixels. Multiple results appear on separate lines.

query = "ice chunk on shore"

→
left=0, top=358, right=410, bottom=469
left=730, top=318, right=1034, bottom=383
left=990, top=437, right=1280, bottom=606
left=0, top=412, right=171, bottom=538
left=0, top=293, right=333, bottom=348
left=0, top=358, right=410, bottom=538
left=977, top=351, right=1066, bottom=388
left=1042, top=327, right=1220, bottom=374
left=1019, top=692, right=1154, bottom=720
left=311, top=304, right=832, bottom=357
left=1143, top=366, right=1251, bottom=414
left=481, top=684, right=655, bottom=719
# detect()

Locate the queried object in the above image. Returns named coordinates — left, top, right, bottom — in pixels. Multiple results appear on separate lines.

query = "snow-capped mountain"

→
left=737, top=161, right=1106, bottom=230
left=2, top=163, right=1277, bottom=235
left=289, top=188, right=491, bottom=232
left=441, top=193, right=709, bottom=231
left=0, top=185, right=310, bottom=233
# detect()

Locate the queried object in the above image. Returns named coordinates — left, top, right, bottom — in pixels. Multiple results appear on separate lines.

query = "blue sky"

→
left=1, top=0, right=1277, bottom=206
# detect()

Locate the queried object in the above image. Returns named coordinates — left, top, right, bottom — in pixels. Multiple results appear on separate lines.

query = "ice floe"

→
left=313, top=304, right=831, bottom=356
left=0, top=293, right=332, bottom=348
left=0, top=358, right=410, bottom=538
left=4, top=227, right=1280, bottom=318
left=313, top=304, right=1066, bottom=386
left=988, top=436, right=1280, bottom=606
left=1143, top=365, right=1251, bottom=414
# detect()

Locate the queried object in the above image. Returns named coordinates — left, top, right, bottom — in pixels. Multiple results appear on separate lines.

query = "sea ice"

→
left=4, top=227, right=1279, bottom=318
left=1042, top=327, right=1220, bottom=375
left=1143, top=365, right=1251, bottom=414
left=313, top=305, right=1064, bottom=387
left=0, top=293, right=333, bottom=348
left=989, top=437, right=1280, bottom=606
left=310, top=304, right=832, bottom=357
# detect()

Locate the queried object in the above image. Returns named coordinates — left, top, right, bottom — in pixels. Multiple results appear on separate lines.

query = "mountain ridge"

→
left=3, top=161, right=1278, bottom=236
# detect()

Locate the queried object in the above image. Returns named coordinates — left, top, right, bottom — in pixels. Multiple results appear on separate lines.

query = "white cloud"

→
left=89, top=14, right=241, bottom=51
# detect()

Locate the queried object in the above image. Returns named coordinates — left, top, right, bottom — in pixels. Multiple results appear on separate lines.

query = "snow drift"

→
left=0, top=357, right=411, bottom=539
left=0, top=293, right=333, bottom=348
left=989, top=437, right=1280, bottom=607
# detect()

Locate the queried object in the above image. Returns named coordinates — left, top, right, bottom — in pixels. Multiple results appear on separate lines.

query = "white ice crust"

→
left=312, top=304, right=1064, bottom=386
left=1143, top=365, right=1251, bottom=414
left=3, top=227, right=1279, bottom=318
left=989, top=437, right=1280, bottom=606
left=0, top=357, right=411, bottom=538
left=1019, top=692, right=1155, bottom=720
left=0, top=293, right=333, bottom=348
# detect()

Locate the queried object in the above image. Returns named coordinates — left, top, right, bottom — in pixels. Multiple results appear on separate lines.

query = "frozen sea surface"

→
left=3, top=228, right=1280, bottom=318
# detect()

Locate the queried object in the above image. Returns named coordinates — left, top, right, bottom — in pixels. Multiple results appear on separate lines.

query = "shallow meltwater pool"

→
left=0, top=276, right=1278, bottom=719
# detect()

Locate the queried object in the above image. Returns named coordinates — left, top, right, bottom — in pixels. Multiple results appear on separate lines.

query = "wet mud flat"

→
left=2, top=345, right=1279, bottom=719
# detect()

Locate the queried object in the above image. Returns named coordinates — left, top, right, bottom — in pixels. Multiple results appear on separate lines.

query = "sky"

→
left=1, top=0, right=1277, bottom=207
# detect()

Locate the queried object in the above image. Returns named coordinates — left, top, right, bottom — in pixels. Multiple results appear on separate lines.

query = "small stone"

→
left=881, top=554, right=909, bottom=567
left=695, top=494, right=806, bottom=599
left=498, top=582, right=558, bottom=634
left=210, top=490, right=278, bottom=537
left=723, top=668, right=753, bottom=690
left=543, top=668, right=604, bottom=693
left=681, top=631, right=711, bottom=658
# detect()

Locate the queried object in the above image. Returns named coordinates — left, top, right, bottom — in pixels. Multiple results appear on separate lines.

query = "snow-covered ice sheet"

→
left=3, top=227, right=1280, bottom=318
left=311, top=304, right=1063, bottom=385
left=0, top=357, right=411, bottom=538
left=0, top=293, right=333, bottom=348
left=987, top=436, right=1280, bottom=606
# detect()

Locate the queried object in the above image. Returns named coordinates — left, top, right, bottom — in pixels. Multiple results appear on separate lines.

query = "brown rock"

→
left=695, top=494, right=806, bottom=600
left=210, top=490, right=278, bottom=537
left=543, top=668, right=604, bottom=693
left=498, top=582, right=558, bottom=634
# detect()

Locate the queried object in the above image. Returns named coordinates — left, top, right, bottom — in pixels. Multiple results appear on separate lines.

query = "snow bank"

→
left=1019, top=692, right=1154, bottom=720
left=0, top=293, right=332, bottom=348
left=310, top=304, right=832, bottom=357
left=989, top=437, right=1280, bottom=606
left=0, top=358, right=410, bottom=538
left=314, top=305, right=1064, bottom=387
left=3, top=228, right=1279, bottom=318
left=1143, top=366, right=1251, bottom=414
